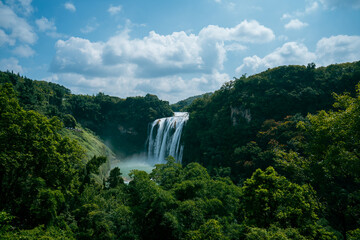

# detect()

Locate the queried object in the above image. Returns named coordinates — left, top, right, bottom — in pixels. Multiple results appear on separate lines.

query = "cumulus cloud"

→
left=12, top=44, right=35, bottom=57
left=236, top=42, right=316, bottom=74
left=316, top=35, right=360, bottom=65
left=199, top=20, right=275, bottom=43
left=285, top=19, right=308, bottom=30
left=0, top=57, right=23, bottom=73
left=0, top=29, right=15, bottom=46
left=51, top=37, right=108, bottom=76
left=108, top=5, right=122, bottom=15
left=51, top=20, right=274, bottom=78
left=49, top=20, right=274, bottom=102
left=4, top=0, right=33, bottom=16
left=236, top=35, right=360, bottom=75
left=103, top=31, right=202, bottom=76
left=35, top=17, right=64, bottom=38
left=64, top=2, right=76, bottom=12
left=0, top=2, right=37, bottom=45
left=36, top=17, right=56, bottom=32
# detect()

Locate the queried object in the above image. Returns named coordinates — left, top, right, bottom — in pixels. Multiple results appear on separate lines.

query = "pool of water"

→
left=110, top=154, right=155, bottom=182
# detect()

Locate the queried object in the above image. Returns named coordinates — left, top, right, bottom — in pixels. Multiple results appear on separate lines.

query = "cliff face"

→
left=231, top=105, right=251, bottom=126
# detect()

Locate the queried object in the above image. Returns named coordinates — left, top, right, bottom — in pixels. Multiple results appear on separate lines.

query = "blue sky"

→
left=0, top=0, right=360, bottom=102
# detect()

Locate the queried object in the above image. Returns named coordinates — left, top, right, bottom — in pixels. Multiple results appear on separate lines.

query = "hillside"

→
left=59, top=126, right=115, bottom=179
left=1, top=62, right=360, bottom=239
left=0, top=71, right=173, bottom=156
left=183, top=61, right=360, bottom=176
left=171, top=92, right=212, bottom=112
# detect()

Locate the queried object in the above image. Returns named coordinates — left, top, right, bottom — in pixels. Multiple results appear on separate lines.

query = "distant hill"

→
left=171, top=92, right=213, bottom=112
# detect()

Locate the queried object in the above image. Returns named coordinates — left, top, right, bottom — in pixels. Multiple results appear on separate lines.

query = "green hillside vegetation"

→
left=1, top=62, right=360, bottom=239
left=0, top=71, right=173, bottom=156
left=0, top=71, right=117, bottom=180
left=183, top=62, right=360, bottom=175
left=171, top=92, right=212, bottom=112
left=59, top=127, right=115, bottom=180
left=181, top=61, right=360, bottom=239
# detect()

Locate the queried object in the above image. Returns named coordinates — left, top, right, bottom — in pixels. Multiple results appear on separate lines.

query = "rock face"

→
left=231, top=105, right=251, bottom=126
left=118, top=125, right=138, bottom=135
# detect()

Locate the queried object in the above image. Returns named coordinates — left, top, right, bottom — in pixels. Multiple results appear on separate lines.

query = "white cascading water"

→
left=147, top=112, right=189, bottom=164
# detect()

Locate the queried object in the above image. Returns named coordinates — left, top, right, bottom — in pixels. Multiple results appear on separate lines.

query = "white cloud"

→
left=49, top=21, right=274, bottom=102
left=213, top=0, right=237, bottom=10
left=64, top=2, right=76, bottom=12
left=36, top=17, right=56, bottom=32
left=52, top=20, right=274, bottom=78
left=282, top=1, right=319, bottom=20
left=108, top=5, right=122, bottom=15
left=320, top=0, right=360, bottom=9
left=236, top=42, right=316, bottom=74
left=51, top=37, right=108, bottom=76
left=316, top=35, right=360, bottom=65
left=0, top=57, right=23, bottom=73
left=80, top=18, right=99, bottom=34
left=35, top=17, right=64, bottom=38
left=12, top=44, right=35, bottom=57
left=305, top=1, right=319, bottom=13
left=4, top=0, right=33, bottom=16
left=278, top=35, right=289, bottom=41
left=81, top=24, right=98, bottom=34
left=0, top=29, right=15, bottom=46
left=47, top=70, right=229, bottom=103
left=0, top=2, right=37, bottom=45
left=225, top=43, right=247, bottom=51
left=285, top=19, right=308, bottom=30
left=281, top=13, right=292, bottom=20
left=199, top=20, right=275, bottom=43
left=236, top=35, right=360, bottom=75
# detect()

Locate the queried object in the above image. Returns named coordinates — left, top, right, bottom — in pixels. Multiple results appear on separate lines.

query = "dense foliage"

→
left=2, top=62, right=360, bottom=239
left=171, top=92, right=212, bottom=112
left=0, top=71, right=173, bottom=155
left=181, top=61, right=360, bottom=239
left=183, top=62, right=360, bottom=175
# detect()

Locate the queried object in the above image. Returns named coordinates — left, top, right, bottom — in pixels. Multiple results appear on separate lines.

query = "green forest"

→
left=1, top=61, right=360, bottom=239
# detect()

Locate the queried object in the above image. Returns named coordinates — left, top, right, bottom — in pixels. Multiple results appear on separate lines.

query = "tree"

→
left=150, top=156, right=183, bottom=190
left=63, top=114, right=77, bottom=128
left=186, top=219, right=228, bottom=240
left=241, top=167, right=319, bottom=234
left=0, top=83, right=84, bottom=227
left=106, top=167, right=124, bottom=188
left=298, top=85, right=360, bottom=238
left=128, top=170, right=178, bottom=240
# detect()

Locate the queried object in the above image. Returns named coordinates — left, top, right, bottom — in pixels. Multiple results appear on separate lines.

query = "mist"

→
left=110, top=153, right=155, bottom=180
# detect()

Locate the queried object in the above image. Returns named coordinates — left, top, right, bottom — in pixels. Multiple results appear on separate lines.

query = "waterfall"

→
left=147, top=112, right=189, bottom=164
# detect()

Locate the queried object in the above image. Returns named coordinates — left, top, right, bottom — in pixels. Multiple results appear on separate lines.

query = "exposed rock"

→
left=118, top=125, right=138, bottom=135
left=231, top=105, right=251, bottom=126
